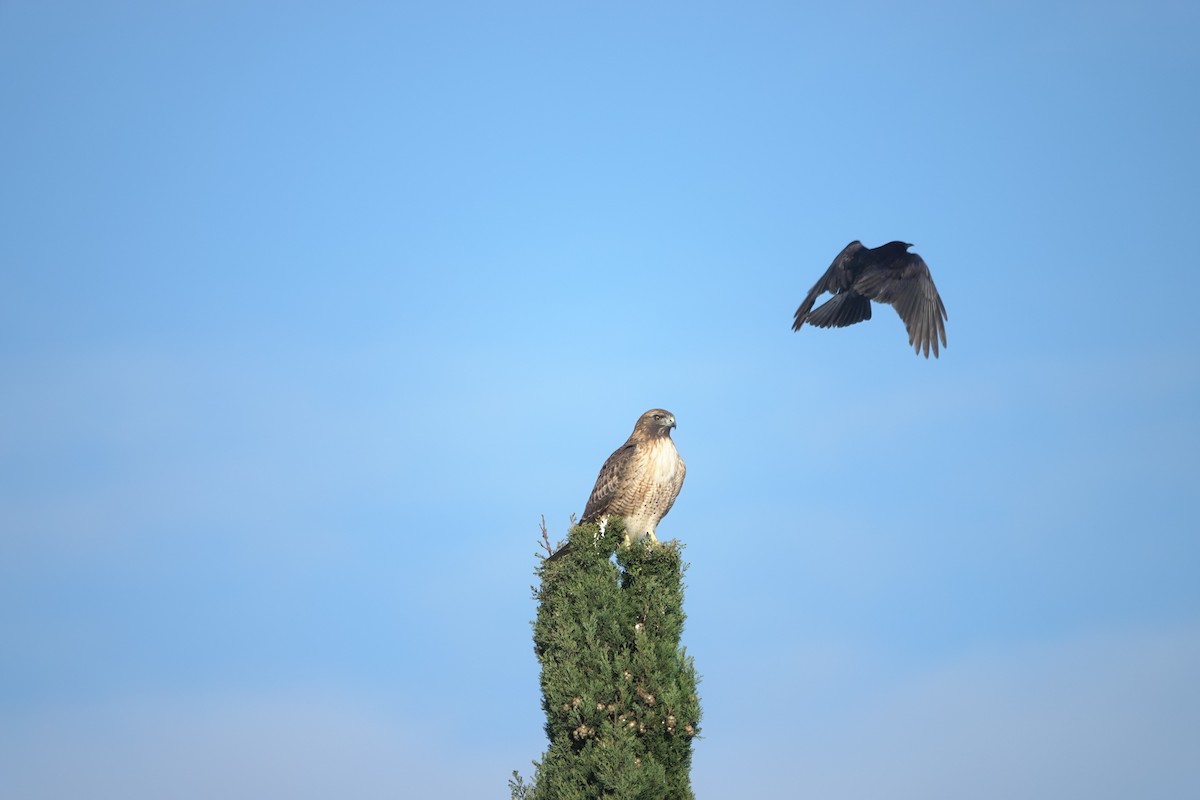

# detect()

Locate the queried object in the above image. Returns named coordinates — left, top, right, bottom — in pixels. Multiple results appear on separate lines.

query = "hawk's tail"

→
left=545, top=542, right=572, bottom=562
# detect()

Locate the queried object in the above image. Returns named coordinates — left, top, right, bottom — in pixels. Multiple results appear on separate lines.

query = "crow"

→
left=792, top=240, right=948, bottom=358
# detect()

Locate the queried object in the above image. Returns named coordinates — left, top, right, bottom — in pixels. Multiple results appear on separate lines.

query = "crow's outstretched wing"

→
left=854, top=253, right=948, bottom=358
left=791, top=240, right=865, bottom=331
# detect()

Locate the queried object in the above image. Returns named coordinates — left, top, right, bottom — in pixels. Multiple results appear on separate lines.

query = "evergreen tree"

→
left=523, top=520, right=701, bottom=800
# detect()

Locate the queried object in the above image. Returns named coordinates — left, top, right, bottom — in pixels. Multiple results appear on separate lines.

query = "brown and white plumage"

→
left=549, top=409, right=686, bottom=560
left=581, top=408, right=686, bottom=546
left=792, top=240, right=948, bottom=358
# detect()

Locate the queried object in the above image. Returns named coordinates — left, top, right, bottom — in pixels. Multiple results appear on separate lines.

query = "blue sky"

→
left=2, top=1, right=1198, bottom=797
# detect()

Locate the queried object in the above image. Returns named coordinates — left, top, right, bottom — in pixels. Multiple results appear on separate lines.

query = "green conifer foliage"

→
left=527, top=520, right=701, bottom=800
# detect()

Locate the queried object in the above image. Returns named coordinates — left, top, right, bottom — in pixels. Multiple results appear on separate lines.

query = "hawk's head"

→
left=635, top=408, right=677, bottom=439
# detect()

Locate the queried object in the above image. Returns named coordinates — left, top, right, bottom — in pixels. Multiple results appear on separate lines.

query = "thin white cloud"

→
left=696, top=624, right=1200, bottom=799
left=0, top=690, right=520, bottom=800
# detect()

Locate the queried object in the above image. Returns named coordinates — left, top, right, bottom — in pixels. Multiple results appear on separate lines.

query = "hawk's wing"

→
left=854, top=253, right=948, bottom=358
left=581, top=442, right=635, bottom=522
left=792, top=241, right=865, bottom=331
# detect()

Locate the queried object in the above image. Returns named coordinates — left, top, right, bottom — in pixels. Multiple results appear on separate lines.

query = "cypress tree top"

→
left=523, top=520, right=701, bottom=800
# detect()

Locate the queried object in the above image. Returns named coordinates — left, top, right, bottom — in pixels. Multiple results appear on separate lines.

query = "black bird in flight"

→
left=792, top=240, right=948, bottom=358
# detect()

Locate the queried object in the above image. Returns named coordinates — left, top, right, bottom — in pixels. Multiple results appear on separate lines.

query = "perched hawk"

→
left=548, top=409, right=686, bottom=560
left=792, top=240, right=948, bottom=358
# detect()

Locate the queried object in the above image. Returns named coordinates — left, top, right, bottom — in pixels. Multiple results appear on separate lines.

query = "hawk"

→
left=792, top=240, right=948, bottom=358
left=548, top=409, right=686, bottom=560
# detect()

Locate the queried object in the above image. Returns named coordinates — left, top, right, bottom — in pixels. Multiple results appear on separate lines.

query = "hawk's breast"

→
left=647, top=438, right=683, bottom=484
